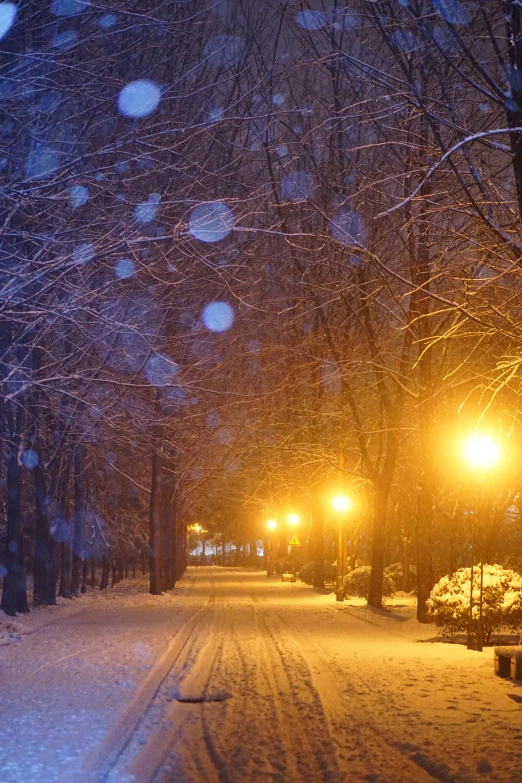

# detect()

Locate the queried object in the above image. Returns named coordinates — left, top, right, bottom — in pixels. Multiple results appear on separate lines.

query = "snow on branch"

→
left=377, top=128, right=520, bottom=218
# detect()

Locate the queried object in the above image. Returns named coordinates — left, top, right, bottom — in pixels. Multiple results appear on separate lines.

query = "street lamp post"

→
left=332, top=495, right=351, bottom=603
left=266, top=519, right=277, bottom=577
left=462, top=433, right=500, bottom=652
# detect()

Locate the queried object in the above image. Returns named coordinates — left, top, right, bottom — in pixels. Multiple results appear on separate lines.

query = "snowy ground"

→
left=1, top=568, right=521, bottom=783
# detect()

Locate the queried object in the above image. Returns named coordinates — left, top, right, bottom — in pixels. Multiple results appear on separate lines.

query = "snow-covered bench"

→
left=494, top=646, right=522, bottom=680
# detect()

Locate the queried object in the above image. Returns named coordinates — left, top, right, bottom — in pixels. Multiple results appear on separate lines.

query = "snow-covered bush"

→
left=427, top=564, right=522, bottom=641
left=343, top=566, right=396, bottom=599
left=298, top=561, right=336, bottom=586
left=385, top=562, right=416, bottom=592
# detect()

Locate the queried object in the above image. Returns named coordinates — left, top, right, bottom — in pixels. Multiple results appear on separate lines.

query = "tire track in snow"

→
left=250, top=596, right=342, bottom=782
left=55, top=578, right=217, bottom=783
left=127, top=598, right=227, bottom=783
left=275, top=609, right=469, bottom=783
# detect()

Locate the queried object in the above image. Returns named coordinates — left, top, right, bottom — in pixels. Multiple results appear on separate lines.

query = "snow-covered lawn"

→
left=1, top=568, right=521, bottom=782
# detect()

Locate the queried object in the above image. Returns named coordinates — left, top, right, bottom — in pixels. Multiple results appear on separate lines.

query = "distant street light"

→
left=462, top=433, right=501, bottom=651
left=266, top=519, right=277, bottom=576
left=332, top=494, right=351, bottom=602
left=287, top=513, right=300, bottom=525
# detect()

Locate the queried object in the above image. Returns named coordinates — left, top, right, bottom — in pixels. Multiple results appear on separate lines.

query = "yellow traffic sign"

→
left=289, top=535, right=301, bottom=547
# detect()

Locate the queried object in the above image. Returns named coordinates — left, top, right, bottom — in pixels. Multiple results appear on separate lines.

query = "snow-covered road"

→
left=2, top=567, right=522, bottom=783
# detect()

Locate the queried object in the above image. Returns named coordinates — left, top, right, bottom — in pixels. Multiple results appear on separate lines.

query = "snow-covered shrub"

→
left=427, top=564, right=522, bottom=641
left=385, top=562, right=416, bottom=591
left=343, top=566, right=396, bottom=599
left=274, top=555, right=293, bottom=575
left=298, top=561, right=336, bottom=586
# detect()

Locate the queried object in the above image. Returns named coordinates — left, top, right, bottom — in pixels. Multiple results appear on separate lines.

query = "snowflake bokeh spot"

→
left=189, top=201, right=235, bottom=243
left=51, top=0, right=91, bottom=17
left=0, top=3, right=16, bottom=39
left=202, top=301, right=235, bottom=333
left=118, top=80, right=161, bottom=119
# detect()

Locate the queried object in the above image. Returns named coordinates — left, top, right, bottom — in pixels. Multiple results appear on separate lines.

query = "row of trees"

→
left=2, top=0, right=522, bottom=618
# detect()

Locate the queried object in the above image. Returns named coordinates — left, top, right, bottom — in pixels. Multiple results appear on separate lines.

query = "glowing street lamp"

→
left=266, top=519, right=277, bottom=576
left=462, top=433, right=500, bottom=651
left=287, top=513, right=300, bottom=526
left=332, top=495, right=351, bottom=514
left=332, top=494, right=351, bottom=603
left=463, top=434, right=500, bottom=471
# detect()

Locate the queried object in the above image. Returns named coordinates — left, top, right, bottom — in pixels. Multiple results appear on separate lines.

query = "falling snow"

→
left=202, top=301, right=235, bottom=332
left=189, top=201, right=235, bottom=243
left=118, top=80, right=161, bottom=119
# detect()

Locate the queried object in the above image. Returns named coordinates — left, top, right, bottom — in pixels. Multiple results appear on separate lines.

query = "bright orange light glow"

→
left=193, top=523, right=202, bottom=533
left=463, top=434, right=500, bottom=470
left=266, top=519, right=277, bottom=531
left=332, top=494, right=351, bottom=513
left=287, top=513, right=299, bottom=526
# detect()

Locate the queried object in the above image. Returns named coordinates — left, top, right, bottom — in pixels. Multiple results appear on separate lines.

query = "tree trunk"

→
left=1, top=441, right=29, bottom=616
left=277, top=531, right=287, bottom=561
left=505, top=2, right=522, bottom=218
left=71, top=444, right=87, bottom=597
left=180, top=520, right=187, bottom=578
left=402, top=535, right=411, bottom=593
left=162, top=491, right=176, bottom=590
left=111, top=558, right=117, bottom=587
left=161, top=490, right=173, bottom=591
left=149, top=428, right=162, bottom=595
left=33, top=457, right=51, bottom=606
left=416, top=481, right=434, bottom=622
left=45, top=448, right=65, bottom=606
left=81, top=558, right=87, bottom=593
left=368, top=485, right=389, bottom=608
left=59, top=538, right=72, bottom=599
left=100, top=554, right=109, bottom=590
left=58, top=453, right=73, bottom=599
left=311, top=493, right=324, bottom=588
